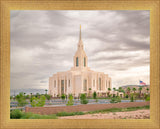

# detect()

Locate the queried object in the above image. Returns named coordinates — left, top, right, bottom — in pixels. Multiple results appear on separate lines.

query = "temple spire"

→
left=79, top=24, right=81, bottom=41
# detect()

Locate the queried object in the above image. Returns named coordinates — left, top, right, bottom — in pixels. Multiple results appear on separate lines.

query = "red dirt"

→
left=59, top=109, right=150, bottom=119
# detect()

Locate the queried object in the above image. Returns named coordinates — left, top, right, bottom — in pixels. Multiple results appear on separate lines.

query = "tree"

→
left=88, top=88, right=92, bottom=97
left=45, top=94, right=51, bottom=100
left=61, top=94, right=66, bottom=102
left=146, top=88, right=149, bottom=93
left=113, top=88, right=116, bottom=91
left=24, top=93, right=26, bottom=96
left=25, top=95, right=30, bottom=99
left=35, top=93, right=40, bottom=98
left=119, top=87, right=122, bottom=92
left=93, top=91, right=97, bottom=100
left=108, top=88, right=111, bottom=96
left=15, top=92, right=28, bottom=106
left=80, top=94, right=88, bottom=104
left=30, top=95, right=46, bottom=107
left=66, top=94, right=74, bottom=106
left=130, top=94, right=134, bottom=102
left=139, top=87, right=143, bottom=97
left=132, top=88, right=136, bottom=93
left=30, top=93, right=33, bottom=102
left=127, top=87, right=131, bottom=96
left=45, top=89, right=48, bottom=94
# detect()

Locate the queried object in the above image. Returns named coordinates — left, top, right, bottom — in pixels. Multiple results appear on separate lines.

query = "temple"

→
left=49, top=25, right=112, bottom=97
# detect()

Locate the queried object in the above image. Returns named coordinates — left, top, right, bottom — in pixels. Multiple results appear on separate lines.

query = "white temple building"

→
left=49, top=25, right=112, bottom=97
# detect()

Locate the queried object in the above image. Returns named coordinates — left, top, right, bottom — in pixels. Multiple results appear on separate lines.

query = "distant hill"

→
left=120, top=85, right=150, bottom=88
left=118, top=85, right=150, bottom=93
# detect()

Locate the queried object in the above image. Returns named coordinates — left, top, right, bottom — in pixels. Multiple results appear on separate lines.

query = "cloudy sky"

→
left=10, top=10, right=150, bottom=90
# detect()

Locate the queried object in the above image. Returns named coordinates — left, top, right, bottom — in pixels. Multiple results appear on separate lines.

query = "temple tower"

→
left=73, top=25, right=88, bottom=70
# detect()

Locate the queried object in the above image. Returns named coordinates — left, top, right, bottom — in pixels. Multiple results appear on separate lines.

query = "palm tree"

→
left=127, top=87, right=131, bottom=96
left=132, top=88, right=136, bottom=93
left=113, top=88, right=116, bottom=91
left=24, top=92, right=26, bottom=96
left=146, top=88, right=149, bottom=93
left=45, top=89, right=48, bottom=94
left=108, top=88, right=111, bottom=96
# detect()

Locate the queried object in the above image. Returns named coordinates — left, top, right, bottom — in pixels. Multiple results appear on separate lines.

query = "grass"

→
left=56, top=105, right=149, bottom=117
left=21, top=113, right=57, bottom=119
left=56, top=111, right=84, bottom=116
left=11, top=105, right=150, bottom=119
left=86, top=105, right=150, bottom=114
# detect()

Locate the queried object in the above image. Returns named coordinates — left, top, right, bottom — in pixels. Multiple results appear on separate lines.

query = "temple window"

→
left=76, top=57, right=79, bottom=67
left=93, top=80, right=95, bottom=87
left=99, top=78, right=101, bottom=90
left=68, top=80, right=70, bottom=87
left=54, top=80, right=56, bottom=88
left=84, top=57, right=86, bottom=67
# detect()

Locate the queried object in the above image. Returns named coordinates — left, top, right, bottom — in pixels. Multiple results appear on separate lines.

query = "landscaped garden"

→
left=10, top=87, right=150, bottom=119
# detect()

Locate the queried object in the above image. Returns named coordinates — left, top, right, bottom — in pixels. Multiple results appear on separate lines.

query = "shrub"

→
left=80, top=94, right=88, bottom=104
left=10, top=109, right=23, bottom=119
left=66, top=94, right=74, bottom=106
left=61, top=94, right=66, bottom=101
left=110, top=96, right=121, bottom=103
left=25, top=95, right=30, bottom=99
left=125, top=94, right=128, bottom=98
left=56, top=111, right=84, bottom=116
left=30, top=95, right=46, bottom=107
left=145, top=96, right=150, bottom=101
left=21, top=113, right=57, bottom=119
left=108, top=94, right=112, bottom=98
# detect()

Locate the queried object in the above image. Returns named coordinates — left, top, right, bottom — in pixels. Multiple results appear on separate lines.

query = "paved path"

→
left=59, top=109, right=150, bottom=119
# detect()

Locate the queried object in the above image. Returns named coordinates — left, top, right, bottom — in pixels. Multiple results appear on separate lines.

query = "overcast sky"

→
left=10, top=10, right=150, bottom=90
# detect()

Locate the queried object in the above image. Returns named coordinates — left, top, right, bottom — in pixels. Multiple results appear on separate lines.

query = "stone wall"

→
left=25, top=101, right=150, bottom=115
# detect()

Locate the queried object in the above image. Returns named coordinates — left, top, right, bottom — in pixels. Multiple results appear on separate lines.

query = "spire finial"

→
left=79, top=24, right=81, bottom=40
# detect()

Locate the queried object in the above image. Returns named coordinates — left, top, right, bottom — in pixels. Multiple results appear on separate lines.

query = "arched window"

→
left=54, top=80, right=56, bottom=88
left=84, top=57, right=86, bottom=67
left=68, top=80, right=70, bottom=87
left=76, top=57, right=79, bottom=67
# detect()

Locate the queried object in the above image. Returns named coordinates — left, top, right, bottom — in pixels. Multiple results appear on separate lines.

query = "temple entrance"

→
left=61, top=80, right=64, bottom=95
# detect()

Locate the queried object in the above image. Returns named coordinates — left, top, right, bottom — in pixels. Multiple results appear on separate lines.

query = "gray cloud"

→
left=10, top=10, right=150, bottom=89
